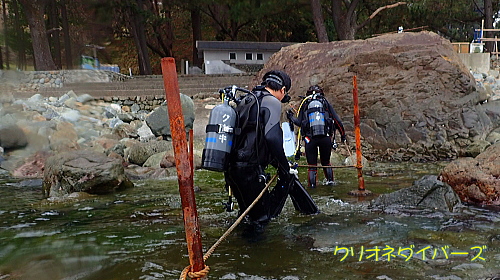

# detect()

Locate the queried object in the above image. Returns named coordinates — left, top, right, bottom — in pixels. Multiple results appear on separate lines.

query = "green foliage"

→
left=4, top=0, right=499, bottom=72
left=4, top=1, right=32, bottom=55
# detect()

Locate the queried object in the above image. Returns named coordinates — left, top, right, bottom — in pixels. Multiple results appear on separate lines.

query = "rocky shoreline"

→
left=1, top=31, right=500, bottom=205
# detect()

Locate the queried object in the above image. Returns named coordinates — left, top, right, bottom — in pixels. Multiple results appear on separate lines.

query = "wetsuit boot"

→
left=324, top=166, right=335, bottom=185
left=308, top=168, right=317, bottom=188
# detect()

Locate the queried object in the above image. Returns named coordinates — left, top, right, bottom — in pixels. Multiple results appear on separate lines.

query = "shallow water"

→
left=0, top=162, right=499, bottom=280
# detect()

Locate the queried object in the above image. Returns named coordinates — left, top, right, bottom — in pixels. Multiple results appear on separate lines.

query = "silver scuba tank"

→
left=307, top=97, right=326, bottom=136
left=201, top=98, right=237, bottom=171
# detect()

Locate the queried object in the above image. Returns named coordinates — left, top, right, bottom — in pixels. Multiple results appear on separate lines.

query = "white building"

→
left=196, top=41, right=296, bottom=74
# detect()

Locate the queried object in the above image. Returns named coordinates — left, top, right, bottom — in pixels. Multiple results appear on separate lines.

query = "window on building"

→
left=256, top=53, right=264, bottom=60
left=245, top=53, right=253, bottom=60
left=229, top=52, right=236, bottom=60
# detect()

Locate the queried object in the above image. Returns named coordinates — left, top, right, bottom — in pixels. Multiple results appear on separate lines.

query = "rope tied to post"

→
left=180, top=264, right=210, bottom=280
left=179, top=174, right=279, bottom=280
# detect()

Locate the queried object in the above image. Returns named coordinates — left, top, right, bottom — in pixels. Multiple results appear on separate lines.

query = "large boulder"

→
left=145, top=93, right=195, bottom=138
left=42, top=150, right=133, bottom=197
left=439, top=142, right=500, bottom=206
left=257, top=31, right=500, bottom=161
left=0, top=125, right=28, bottom=150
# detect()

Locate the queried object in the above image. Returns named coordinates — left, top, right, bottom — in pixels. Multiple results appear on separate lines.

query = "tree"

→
left=326, top=0, right=407, bottom=40
left=190, top=6, right=203, bottom=66
left=484, top=0, right=493, bottom=52
left=60, top=0, right=73, bottom=69
left=113, top=0, right=152, bottom=75
left=10, top=0, right=29, bottom=70
left=2, top=0, right=10, bottom=69
left=143, top=0, right=174, bottom=58
left=310, top=0, right=329, bottom=42
left=47, top=0, right=62, bottom=69
left=18, top=0, right=57, bottom=70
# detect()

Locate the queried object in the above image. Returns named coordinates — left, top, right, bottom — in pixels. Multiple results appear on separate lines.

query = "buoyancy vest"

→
left=230, top=87, right=268, bottom=166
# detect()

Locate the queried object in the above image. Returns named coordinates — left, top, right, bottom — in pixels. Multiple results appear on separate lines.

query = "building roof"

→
left=196, top=41, right=297, bottom=52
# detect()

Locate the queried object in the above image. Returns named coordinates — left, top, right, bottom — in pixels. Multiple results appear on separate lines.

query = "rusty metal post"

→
left=161, top=58, right=205, bottom=277
left=348, top=75, right=372, bottom=197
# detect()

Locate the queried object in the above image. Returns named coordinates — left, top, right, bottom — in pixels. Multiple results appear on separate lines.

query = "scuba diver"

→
left=287, top=85, right=346, bottom=188
left=223, top=70, right=295, bottom=234
left=202, top=70, right=319, bottom=238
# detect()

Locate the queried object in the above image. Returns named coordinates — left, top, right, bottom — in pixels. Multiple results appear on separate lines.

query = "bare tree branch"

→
left=357, top=2, right=407, bottom=30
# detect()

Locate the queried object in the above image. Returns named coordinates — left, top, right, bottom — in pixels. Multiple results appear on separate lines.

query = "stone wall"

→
left=16, top=70, right=129, bottom=91
left=97, top=95, right=165, bottom=111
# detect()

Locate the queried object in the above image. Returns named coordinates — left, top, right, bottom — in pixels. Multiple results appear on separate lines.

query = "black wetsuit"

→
left=289, top=94, right=345, bottom=187
left=225, top=86, right=291, bottom=225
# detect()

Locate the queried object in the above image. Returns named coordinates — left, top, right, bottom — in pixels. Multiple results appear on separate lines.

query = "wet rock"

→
left=439, top=142, right=500, bottom=206
left=17, top=178, right=43, bottom=187
left=43, top=149, right=134, bottom=197
left=370, top=175, right=462, bottom=212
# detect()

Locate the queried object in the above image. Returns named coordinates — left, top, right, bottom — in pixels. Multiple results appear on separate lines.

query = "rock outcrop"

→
left=370, top=175, right=462, bottom=212
left=439, top=142, right=500, bottom=206
left=257, top=31, right=500, bottom=161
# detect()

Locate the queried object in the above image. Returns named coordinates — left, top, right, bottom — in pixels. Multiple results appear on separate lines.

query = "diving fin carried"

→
left=269, top=179, right=293, bottom=219
left=282, top=121, right=296, bottom=158
left=289, top=177, right=320, bottom=215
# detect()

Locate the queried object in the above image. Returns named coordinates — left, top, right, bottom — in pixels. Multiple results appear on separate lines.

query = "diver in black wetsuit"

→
left=287, top=85, right=346, bottom=188
left=224, top=70, right=295, bottom=233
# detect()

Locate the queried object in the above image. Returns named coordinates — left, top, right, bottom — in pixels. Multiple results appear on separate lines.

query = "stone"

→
left=370, top=175, right=462, bottom=212
left=0, top=125, right=28, bottom=150
left=145, top=93, right=195, bottom=138
left=49, top=121, right=79, bottom=152
left=137, top=121, right=155, bottom=142
left=76, top=93, right=95, bottom=103
left=143, top=151, right=168, bottom=168
left=439, top=142, right=500, bottom=205
left=126, top=140, right=172, bottom=166
left=11, top=151, right=53, bottom=178
left=42, top=149, right=133, bottom=197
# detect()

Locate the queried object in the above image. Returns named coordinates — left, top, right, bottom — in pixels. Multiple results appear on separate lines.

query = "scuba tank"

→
left=307, top=96, right=326, bottom=136
left=201, top=96, right=237, bottom=172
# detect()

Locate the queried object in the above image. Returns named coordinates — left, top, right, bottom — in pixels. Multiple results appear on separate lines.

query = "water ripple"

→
left=14, top=230, right=60, bottom=238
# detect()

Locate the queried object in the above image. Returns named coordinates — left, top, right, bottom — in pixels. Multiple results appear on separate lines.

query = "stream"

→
left=0, top=161, right=499, bottom=280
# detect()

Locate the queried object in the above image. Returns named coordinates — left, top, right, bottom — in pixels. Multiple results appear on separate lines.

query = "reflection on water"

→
left=0, top=162, right=499, bottom=280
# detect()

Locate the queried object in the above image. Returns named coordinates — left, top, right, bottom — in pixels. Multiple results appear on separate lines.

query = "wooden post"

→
left=161, top=58, right=205, bottom=278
